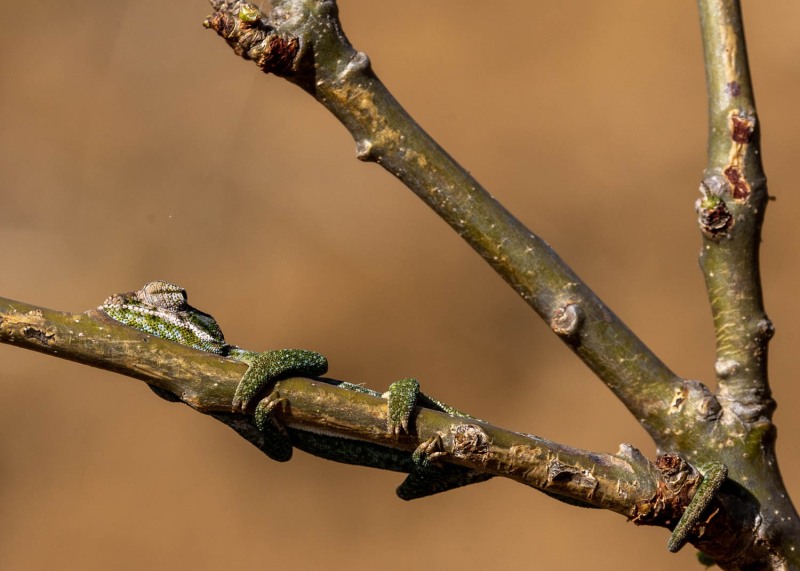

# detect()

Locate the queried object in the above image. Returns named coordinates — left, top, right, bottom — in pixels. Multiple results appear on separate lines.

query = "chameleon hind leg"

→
left=386, top=378, right=495, bottom=500
left=396, top=433, right=494, bottom=500
left=253, top=395, right=294, bottom=462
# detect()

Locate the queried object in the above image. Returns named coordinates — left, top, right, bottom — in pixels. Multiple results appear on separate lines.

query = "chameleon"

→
left=99, top=280, right=492, bottom=500
left=99, top=281, right=727, bottom=544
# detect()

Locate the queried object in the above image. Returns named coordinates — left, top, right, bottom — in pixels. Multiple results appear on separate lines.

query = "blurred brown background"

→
left=1, top=1, right=798, bottom=569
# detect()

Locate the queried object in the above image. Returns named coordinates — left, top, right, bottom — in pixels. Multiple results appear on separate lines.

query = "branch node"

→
left=714, top=358, right=739, bottom=379
left=756, top=318, right=775, bottom=341
left=450, top=423, right=491, bottom=460
left=696, top=182, right=733, bottom=239
left=343, top=51, right=372, bottom=78
left=671, top=380, right=722, bottom=422
left=355, top=139, right=375, bottom=161
left=204, top=1, right=300, bottom=77
left=550, top=303, right=583, bottom=339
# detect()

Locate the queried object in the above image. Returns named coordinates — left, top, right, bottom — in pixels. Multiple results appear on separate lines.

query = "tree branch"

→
left=682, top=1, right=800, bottom=567
left=0, top=292, right=712, bottom=536
left=696, top=0, right=773, bottom=422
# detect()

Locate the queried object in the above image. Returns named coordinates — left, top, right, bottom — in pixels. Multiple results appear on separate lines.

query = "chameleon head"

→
left=100, top=280, right=230, bottom=355
left=138, top=281, right=189, bottom=311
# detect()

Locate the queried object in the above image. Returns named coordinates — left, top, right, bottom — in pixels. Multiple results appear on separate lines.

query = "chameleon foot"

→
left=396, top=434, right=492, bottom=500
left=231, top=349, right=328, bottom=413
left=385, top=377, right=420, bottom=437
left=253, top=395, right=293, bottom=462
left=412, top=434, right=448, bottom=467
left=333, top=378, right=422, bottom=438
left=383, top=378, right=475, bottom=438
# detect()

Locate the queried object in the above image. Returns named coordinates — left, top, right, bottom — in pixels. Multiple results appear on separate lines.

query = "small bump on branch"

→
left=204, top=1, right=299, bottom=76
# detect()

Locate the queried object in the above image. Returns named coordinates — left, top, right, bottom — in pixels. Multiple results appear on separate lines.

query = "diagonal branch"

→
left=202, top=0, right=691, bottom=446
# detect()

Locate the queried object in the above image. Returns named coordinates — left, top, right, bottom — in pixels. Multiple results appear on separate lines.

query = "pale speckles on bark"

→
left=329, top=82, right=404, bottom=160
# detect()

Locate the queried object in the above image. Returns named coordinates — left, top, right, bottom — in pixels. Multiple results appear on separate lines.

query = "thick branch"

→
left=202, top=0, right=689, bottom=446
left=0, top=293, right=721, bottom=540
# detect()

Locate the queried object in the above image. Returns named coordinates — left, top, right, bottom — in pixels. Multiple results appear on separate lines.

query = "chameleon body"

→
left=100, top=281, right=492, bottom=499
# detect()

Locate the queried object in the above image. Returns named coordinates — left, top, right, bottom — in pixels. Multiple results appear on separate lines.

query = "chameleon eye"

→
left=140, top=281, right=188, bottom=310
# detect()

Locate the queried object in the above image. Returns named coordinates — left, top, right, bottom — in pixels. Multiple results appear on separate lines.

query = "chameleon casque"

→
left=100, top=281, right=725, bottom=550
left=100, top=280, right=493, bottom=500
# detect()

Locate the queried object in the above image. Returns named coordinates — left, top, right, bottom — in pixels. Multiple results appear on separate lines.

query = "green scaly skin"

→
left=100, top=281, right=492, bottom=499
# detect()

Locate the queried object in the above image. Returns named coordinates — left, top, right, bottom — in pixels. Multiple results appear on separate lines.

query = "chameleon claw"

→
left=254, top=395, right=293, bottom=462
left=231, top=394, right=245, bottom=413
left=396, top=433, right=493, bottom=500
left=412, top=434, right=447, bottom=467
left=254, top=395, right=289, bottom=431
left=385, top=377, right=420, bottom=438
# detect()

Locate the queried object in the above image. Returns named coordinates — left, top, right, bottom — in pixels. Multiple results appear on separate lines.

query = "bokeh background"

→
left=2, top=1, right=798, bottom=569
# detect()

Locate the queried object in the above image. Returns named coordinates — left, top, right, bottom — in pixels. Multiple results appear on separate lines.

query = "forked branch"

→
left=201, top=1, right=799, bottom=566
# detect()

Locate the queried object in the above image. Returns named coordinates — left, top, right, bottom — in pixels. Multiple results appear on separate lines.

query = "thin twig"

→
left=696, top=0, right=773, bottom=423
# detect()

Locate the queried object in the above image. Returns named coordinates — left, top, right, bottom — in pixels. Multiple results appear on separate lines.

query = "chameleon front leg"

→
left=384, top=377, right=495, bottom=500
left=232, top=349, right=328, bottom=462
left=231, top=349, right=328, bottom=413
